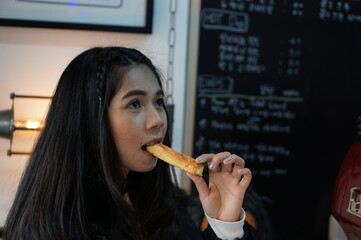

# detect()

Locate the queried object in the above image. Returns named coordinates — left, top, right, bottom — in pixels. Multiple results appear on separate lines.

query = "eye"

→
left=128, top=100, right=142, bottom=109
left=155, top=98, right=165, bottom=108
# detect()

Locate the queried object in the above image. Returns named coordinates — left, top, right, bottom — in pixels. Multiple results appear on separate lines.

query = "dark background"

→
left=192, top=1, right=361, bottom=239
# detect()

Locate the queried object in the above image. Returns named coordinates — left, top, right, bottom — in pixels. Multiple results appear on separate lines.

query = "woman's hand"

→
left=187, top=152, right=252, bottom=222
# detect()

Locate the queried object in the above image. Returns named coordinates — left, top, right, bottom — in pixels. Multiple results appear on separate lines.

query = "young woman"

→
left=4, top=47, right=254, bottom=240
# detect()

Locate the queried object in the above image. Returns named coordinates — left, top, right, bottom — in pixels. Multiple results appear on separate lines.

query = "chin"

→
left=138, top=159, right=158, bottom=173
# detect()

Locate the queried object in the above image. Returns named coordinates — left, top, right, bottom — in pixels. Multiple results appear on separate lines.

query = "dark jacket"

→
left=92, top=188, right=257, bottom=240
left=22, top=210, right=256, bottom=240
left=94, top=207, right=256, bottom=240
left=21, top=191, right=256, bottom=240
left=173, top=207, right=256, bottom=240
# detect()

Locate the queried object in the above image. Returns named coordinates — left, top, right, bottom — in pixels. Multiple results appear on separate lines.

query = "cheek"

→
left=160, top=112, right=168, bottom=136
left=112, top=116, right=141, bottom=140
left=111, top=122, right=141, bottom=161
left=163, top=119, right=168, bottom=136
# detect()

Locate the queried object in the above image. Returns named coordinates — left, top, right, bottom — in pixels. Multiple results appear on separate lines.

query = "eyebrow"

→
left=121, top=89, right=165, bottom=100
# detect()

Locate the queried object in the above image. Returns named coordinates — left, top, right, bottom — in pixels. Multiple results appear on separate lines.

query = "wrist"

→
left=206, top=208, right=246, bottom=223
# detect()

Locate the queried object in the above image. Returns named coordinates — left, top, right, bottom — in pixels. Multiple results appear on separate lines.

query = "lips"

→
left=142, top=138, right=162, bottom=152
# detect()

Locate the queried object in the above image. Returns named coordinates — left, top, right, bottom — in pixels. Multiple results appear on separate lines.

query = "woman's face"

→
left=107, top=64, right=167, bottom=174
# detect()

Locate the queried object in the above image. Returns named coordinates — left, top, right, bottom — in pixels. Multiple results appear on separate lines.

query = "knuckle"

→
left=217, top=151, right=231, bottom=160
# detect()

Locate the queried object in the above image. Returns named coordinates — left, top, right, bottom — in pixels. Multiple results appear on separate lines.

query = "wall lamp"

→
left=0, top=93, right=52, bottom=156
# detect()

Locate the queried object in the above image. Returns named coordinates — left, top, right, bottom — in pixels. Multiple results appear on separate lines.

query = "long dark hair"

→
left=4, top=47, right=178, bottom=240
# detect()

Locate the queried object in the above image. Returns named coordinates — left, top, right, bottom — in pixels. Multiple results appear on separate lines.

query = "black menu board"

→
left=192, top=1, right=361, bottom=239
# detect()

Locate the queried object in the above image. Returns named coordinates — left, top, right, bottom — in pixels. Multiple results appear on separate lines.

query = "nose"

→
left=145, top=106, right=165, bottom=130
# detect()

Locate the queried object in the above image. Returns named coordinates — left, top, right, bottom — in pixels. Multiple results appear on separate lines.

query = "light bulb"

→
left=14, top=120, right=43, bottom=130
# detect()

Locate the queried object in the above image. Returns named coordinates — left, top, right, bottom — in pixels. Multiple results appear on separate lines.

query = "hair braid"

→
left=96, top=63, right=108, bottom=109
left=96, top=48, right=131, bottom=109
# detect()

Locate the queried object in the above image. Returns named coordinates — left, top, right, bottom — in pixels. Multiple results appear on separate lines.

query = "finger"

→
left=186, top=172, right=208, bottom=201
left=195, top=153, right=215, bottom=164
left=208, top=152, right=231, bottom=172
left=237, top=168, right=252, bottom=189
left=221, top=154, right=235, bottom=173
left=227, top=155, right=245, bottom=178
left=221, top=154, right=246, bottom=177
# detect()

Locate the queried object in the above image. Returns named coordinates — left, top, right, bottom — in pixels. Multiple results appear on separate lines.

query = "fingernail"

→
left=209, top=162, right=215, bottom=168
left=196, top=156, right=204, bottom=162
left=224, top=156, right=233, bottom=163
left=238, top=168, right=246, bottom=173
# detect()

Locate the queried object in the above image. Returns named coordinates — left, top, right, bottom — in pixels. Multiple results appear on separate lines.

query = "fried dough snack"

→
left=146, top=143, right=204, bottom=176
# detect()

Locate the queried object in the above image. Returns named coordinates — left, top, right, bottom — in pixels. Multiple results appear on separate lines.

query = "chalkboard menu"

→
left=192, top=1, right=361, bottom=239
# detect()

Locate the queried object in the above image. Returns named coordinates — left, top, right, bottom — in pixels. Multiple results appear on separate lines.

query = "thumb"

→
left=186, top=173, right=208, bottom=200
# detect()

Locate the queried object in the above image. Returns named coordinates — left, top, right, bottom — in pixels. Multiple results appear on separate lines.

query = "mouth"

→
left=141, top=144, right=153, bottom=152
left=141, top=138, right=162, bottom=153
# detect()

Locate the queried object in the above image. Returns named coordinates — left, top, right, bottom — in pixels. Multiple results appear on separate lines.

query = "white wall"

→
left=0, top=0, right=190, bottom=226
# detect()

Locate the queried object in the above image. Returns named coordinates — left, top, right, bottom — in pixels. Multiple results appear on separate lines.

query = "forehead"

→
left=119, top=65, right=161, bottom=91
